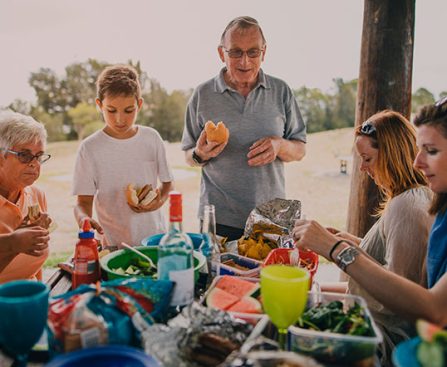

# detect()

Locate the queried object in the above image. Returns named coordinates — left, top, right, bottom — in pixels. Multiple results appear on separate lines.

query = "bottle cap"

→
left=169, top=191, right=182, bottom=222
left=79, top=218, right=95, bottom=239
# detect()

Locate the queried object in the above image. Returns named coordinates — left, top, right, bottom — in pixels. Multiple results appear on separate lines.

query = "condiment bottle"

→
left=72, top=219, right=101, bottom=289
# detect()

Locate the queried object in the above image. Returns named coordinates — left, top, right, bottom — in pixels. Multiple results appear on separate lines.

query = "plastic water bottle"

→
left=157, top=192, right=194, bottom=306
left=72, top=219, right=101, bottom=289
left=200, top=204, right=221, bottom=283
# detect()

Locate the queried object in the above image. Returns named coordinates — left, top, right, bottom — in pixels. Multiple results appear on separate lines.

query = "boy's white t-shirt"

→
left=72, top=126, right=174, bottom=247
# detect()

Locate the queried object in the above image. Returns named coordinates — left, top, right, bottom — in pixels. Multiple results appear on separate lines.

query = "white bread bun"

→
left=125, top=184, right=139, bottom=206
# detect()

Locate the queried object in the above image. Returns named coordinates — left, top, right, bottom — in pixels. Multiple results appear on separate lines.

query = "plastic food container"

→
left=288, top=292, right=383, bottom=364
left=141, top=232, right=204, bottom=250
left=100, top=246, right=206, bottom=283
left=219, top=253, right=262, bottom=277
left=204, top=276, right=264, bottom=325
left=263, top=248, right=319, bottom=287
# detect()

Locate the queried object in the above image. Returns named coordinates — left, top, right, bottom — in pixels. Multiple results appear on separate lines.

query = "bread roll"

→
left=205, top=121, right=229, bottom=144
left=28, top=204, right=41, bottom=222
left=125, top=184, right=139, bottom=206
left=139, top=189, right=157, bottom=206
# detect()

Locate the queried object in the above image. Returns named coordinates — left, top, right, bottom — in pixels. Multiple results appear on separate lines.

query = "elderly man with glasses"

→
left=182, top=16, right=307, bottom=240
left=0, top=110, right=52, bottom=283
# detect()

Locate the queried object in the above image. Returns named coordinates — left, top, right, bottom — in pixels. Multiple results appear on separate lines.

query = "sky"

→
left=0, top=0, right=445, bottom=107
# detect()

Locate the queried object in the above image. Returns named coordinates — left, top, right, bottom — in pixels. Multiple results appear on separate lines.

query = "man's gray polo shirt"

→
left=182, top=68, right=306, bottom=229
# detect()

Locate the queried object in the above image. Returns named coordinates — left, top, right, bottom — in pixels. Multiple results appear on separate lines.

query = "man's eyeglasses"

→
left=4, top=149, right=51, bottom=164
left=360, top=120, right=376, bottom=136
left=222, top=47, right=264, bottom=59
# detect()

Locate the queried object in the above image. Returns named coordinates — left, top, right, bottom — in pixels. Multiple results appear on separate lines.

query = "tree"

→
left=7, top=99, right=32, bottom=115
left=295, top=87, right=331, bottom=133
left=67, top=102, right=102, bottom=140
left=411, top=88, right=435, bottom=113
left=331, top=78, right=357, bottom=129
left=31, top=107, right=66, bottom=142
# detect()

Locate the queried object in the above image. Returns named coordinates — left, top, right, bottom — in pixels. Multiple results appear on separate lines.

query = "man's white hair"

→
left=0, top=109, right=47, bottom=152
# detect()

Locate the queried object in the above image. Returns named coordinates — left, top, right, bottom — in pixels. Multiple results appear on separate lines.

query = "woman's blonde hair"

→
left=355, top=110, right=427, bottom=214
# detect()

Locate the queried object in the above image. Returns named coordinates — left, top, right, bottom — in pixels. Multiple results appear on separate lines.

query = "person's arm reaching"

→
left=293, top=219, right=447, bottom=326
left=74, top=195, right=103, bottom=233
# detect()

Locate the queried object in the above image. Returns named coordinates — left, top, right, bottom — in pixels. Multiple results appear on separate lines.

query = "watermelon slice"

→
left=206, top=287, right=239, bottom=311
left=227, top=296, right=262, bottom=314
left=417, top=319, right=447, bottom=342
left=215, top=275, right=259, bottom=298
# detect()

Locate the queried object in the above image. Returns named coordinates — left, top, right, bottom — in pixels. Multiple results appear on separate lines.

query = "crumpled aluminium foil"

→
left=143, top=302, right=253, bottom=367
left=244, top=198, right=301, bottom=238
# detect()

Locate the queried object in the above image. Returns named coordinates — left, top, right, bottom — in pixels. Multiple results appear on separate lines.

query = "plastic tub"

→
left=219, top=253, right=262, bottom=277
left=288, top=292, right=383, bottom=364
left=141, top=233, right=204, bottom=250
left=45, top=345, right=160, bottom=367
left=263, top=248, right=319, bottom=287
left=100, top=246, right=206, bottom=283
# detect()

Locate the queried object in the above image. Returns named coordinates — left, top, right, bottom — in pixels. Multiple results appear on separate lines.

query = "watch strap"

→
left=192, top=149, right=208, bottom=165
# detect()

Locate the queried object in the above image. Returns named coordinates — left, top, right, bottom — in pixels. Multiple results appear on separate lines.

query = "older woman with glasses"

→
left=294, top=110, right=433, bottom=366
left=0, top=110, right=52, bottom=283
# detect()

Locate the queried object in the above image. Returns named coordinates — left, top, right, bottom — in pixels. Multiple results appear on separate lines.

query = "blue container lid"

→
left=141, top=232, right=204, bottom=250
left=45, top=345, right=160, bottom=367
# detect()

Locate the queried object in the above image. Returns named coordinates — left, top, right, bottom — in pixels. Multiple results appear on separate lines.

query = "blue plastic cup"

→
left=0, top=280, right=49, bottom=366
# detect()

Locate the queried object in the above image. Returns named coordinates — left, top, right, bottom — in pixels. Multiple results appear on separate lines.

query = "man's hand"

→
left=9, top=226, right=50, bottom=257
left=247, top=136, right=282, bottom=166
left=195, top=129, right=228, bottom=162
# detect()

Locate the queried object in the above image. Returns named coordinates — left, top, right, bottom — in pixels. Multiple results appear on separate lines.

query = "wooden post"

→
left=347, top=0, right=415, bottom=237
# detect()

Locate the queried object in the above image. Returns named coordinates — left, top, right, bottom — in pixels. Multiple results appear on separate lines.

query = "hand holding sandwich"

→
left=125, top=182, right=172, bottom=213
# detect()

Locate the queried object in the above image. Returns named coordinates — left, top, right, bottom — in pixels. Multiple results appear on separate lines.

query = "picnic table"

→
left=1, top=265, right=381, bottom=367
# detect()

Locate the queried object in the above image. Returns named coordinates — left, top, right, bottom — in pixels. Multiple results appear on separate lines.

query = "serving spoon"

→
left=120, top=242, right=156, bottom=269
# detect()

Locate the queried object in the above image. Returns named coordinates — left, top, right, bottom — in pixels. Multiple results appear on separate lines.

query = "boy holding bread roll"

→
left=73, top=65, right=174, bottom=248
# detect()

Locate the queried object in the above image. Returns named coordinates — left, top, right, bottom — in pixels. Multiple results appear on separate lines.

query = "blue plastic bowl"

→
left=45, top=345, right=160, bottom=367
left=141, top=232, right=204, bottom=250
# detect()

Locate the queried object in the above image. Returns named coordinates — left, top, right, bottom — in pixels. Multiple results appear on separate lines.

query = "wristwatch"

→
left=192, top=149, right=208, bottom=165
left=335, top=246, right=359, bottom=271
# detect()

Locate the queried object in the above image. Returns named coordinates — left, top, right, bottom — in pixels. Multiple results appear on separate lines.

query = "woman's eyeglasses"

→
left=4, top=149, right=51, bottom=164
left=435, top=96, right=447, bottom=107
left=360, top=120, right=376, bottom=135
left=222, top=47, right=264, bottom=59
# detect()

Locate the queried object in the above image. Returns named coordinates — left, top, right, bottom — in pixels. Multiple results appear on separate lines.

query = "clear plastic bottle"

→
left=157, top=192, right=194, bottom=306
left=72, top=219, right=101, bottom=289
left=200, top=204, right=221, bottom=283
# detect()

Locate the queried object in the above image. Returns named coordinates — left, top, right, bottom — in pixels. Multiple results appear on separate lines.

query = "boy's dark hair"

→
left=96, top=64, right=141, bottom=101
left=414, top=98, right=447, bottom=215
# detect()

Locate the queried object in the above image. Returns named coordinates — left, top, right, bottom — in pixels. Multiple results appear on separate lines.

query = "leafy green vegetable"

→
left=296, top=301, right=374, bottom=337
left=112, top=257, right=157, bottom=278
left=417, top=341, right=445, bottom=367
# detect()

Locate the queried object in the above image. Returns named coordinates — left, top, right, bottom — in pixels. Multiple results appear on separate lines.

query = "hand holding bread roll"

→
left=28, top=204, right=41, bottom=222
left=205, top=121, right=229, bottom=144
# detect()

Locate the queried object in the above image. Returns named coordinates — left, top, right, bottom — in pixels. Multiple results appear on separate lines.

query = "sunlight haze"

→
left=0, top=0, right=445, bottom=106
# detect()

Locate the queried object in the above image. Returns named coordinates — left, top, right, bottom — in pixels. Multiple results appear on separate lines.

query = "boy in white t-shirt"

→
left=72, top=64, right=174, bottom=247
